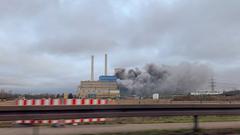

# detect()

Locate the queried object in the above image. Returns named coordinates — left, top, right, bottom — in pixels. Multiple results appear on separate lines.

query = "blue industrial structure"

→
left=99, top=75, right=117, bottom=82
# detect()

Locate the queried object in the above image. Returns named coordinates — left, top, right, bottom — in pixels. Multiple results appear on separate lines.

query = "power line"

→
left=217, top=82, right=240, bottom=86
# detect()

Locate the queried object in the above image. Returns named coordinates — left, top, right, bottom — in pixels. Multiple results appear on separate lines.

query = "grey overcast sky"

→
left=0, top=0, right=240, bottom=93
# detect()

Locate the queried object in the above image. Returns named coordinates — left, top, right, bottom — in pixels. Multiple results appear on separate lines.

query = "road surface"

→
left=1, top=122, right=240, bottom=135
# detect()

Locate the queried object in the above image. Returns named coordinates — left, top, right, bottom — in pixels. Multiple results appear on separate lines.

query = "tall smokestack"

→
left=105, top=54, right=107, bottom=76
left=91, top=55, right=94, bottom=81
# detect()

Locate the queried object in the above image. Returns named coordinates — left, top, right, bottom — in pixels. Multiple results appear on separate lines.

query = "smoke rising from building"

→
left=115, top=63, right=212, bottom=97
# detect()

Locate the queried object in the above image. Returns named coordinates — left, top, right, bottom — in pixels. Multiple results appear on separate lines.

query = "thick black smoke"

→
left=115, top=63, right=212, bottom=97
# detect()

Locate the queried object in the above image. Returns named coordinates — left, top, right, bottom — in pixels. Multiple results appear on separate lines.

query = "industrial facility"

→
left=78, top=54, right=120, bottom=98
left=190, top=90, right=223, bottom=96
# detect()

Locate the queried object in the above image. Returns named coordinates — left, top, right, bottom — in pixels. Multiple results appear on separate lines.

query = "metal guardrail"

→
left=1, top=104, right=240, bottom=131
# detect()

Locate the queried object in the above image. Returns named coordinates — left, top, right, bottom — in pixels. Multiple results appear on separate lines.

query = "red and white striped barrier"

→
left=63, top=99, right=108, bottom=105
left=16, top=98, right=108, bottom=106
left=16, top=118, right=106, bottom=125
left=16, top=99, right=61, bottom=106
left=15, top=98, right=109, bottom=125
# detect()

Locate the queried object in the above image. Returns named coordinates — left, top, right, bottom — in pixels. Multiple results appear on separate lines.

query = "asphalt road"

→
left=1, top=122, right=240, bottom=135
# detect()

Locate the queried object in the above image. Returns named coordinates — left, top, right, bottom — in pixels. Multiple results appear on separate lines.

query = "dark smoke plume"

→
left=115, top=63, right=212, bottom=97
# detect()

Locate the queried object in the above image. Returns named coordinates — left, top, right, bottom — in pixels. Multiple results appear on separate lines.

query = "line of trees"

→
left=0, top=90, right=77, bottom=100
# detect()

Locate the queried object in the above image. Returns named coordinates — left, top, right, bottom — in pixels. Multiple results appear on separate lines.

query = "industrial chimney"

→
left=91, top=55, right=94, bottom=81
left=105, top=54, right=108, bottom=76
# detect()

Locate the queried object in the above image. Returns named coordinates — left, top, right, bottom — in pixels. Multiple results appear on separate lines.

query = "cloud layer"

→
left=0, top=0, right=240, bottom=93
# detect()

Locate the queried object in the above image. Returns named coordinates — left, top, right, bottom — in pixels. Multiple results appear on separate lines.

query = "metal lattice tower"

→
left=210, top=77, right=216, bottom=91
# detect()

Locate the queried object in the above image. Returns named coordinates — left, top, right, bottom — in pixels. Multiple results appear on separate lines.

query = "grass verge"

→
left=107, top=115, right=240, bottom=124
left=82, top=128, right=240, bottom=135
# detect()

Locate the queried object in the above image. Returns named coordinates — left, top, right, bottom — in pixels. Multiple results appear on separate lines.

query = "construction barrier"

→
left=15, top=118, right=106, bottom=125
left=15, top=98, right=108, bottom=125
left=16, top=98, right=108, bottom=106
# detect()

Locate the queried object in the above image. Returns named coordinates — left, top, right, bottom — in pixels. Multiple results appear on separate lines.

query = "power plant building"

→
left=79, top=80, right=119, bottom=98
left=78, top=54, right=120, bottom=98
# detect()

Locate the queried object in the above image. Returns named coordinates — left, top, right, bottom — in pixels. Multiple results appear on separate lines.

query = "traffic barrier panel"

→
left=15, top=98, right=109, bottom=125
left=16, top=98, right=109, bottom=106
left=15, top=118, right=107, bottom=125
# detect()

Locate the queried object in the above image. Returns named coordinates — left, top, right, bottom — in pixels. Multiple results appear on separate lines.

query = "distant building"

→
left=152, top=93, right=159, bottom=100
left=190, top=90, right=223, bottom=96
left=78, top=80, right=120, bottom=98
left=77, top=54, right=120, bottom=98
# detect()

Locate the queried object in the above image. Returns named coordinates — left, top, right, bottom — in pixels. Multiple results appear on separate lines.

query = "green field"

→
left=82, top=129, right=240, bottom=135
left=108, top=115, right=240, bottom=124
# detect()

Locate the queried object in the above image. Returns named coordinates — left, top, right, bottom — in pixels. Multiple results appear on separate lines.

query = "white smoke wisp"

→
left=115, top=63, right=213, bottom=97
